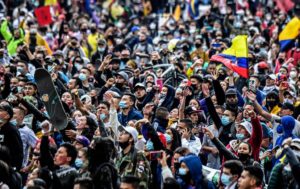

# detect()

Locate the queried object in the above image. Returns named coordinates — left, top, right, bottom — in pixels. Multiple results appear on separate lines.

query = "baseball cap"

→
left=266, top=74, right=276, bottom=80
left=75, top=135, right=90, bottom=147
left=291, top=138, right=300, bottom=151
left=53, top=50, right=64, bottom=57
left=98, top=39, right=107, bottom=45
left=0, top=103, right=13, bottom=119
left=238, top=121, right=252, bottom=135
left=257, top=61, right=269, bottom=69
left=118, top=126, right=138, bottom=143
left=115, top=71, right=129, bottom=81
left=131, top=26, right=140, bottom=33
left=281, top=102, right=294, bottom=112
left=134, top=83, right=146, bottom=91
left=225, top=88, right=237, bottom=96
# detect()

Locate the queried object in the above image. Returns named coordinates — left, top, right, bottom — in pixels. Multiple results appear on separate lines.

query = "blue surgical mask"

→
left=119, top=101, right=127, bottom=109
left=178, top=168, right=187, bottom=175
left=78, top=73, right=87, bottom=81
left=100, top=113, right=106, bottom=120
left=236, top=133, right=245, bottom=140
left=146, top=140, right=154, bottom=151
left=10, top=119, right=17, bottom=126
left=221, top=174, right=232, bottom=186
left=75, top=158, right=83, bottom=168
left=17, top=67, right=23, bottom=73
left=221, top=116, right=230, bottom=126
left=75, top=63, right=83, bottom=71
left=164, top=134, right=172, bottom=144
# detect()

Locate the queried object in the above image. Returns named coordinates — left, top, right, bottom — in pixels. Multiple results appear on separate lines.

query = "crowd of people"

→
left=0, top=0, right=300, bottom=189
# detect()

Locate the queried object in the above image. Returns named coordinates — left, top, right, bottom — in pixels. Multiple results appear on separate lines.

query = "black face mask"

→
left=254, top=48, right=260, bottom=53
left=90, top=28, right=97, bottom=34
left=238, top=153, right=250, bottom=162
left=191, top=84, right=198, bottom=91
left=118, top=140, right=130, bottom=149
left=121, top=58, right=129, bottom=63
left=266, top=100, right=277, bottom=109
left=195, top=43, right=202, bottom=48
left=278, top=58, right=285, bottom=64
left=174, top=162, right=180, bottom=171
left=115, top=82, right=123, bottom=89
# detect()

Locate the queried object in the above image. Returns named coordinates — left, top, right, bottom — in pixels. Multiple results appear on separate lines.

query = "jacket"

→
left=0, top=20, right=25, bottom=55
left=0, top=122, right=23, bottom=170
left=182, top=134, right=202, bottom=156
left=118, top=108, right=143, bottom=126
left=116, top=147, right=151, bottom=189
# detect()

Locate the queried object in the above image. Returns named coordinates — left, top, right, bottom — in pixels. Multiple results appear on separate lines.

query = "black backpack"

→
left=93, top=162, right=120, bottom=189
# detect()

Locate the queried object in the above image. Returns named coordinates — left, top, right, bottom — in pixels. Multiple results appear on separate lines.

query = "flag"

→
left=188, top=0, right=200, bottom=19
left=173, top=4, right=181, bottom=21
left=210, top=35, right=249, bottom=78
left=275, top=0, right=294, bottom=13
left=279, top=17, right=300, bottom=52
left=34, top=6, right=53, bottom=26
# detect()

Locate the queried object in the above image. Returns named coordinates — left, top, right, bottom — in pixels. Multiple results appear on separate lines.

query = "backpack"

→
left=93, top=162, right=120, bottom=189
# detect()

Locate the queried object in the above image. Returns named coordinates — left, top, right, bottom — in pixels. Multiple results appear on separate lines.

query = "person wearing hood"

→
left=0, top=19, right=25, bottom=56
left=157, top=85, right=175, bottom=111
left=275, top=116, right=296, bottom=147
left=113, top=71, right=131, bottom=95
left=134, top=83, right=156, bottom=111
left=152, top=107, right=170, bottom=133
left=177, top=154, right=214, bottom=189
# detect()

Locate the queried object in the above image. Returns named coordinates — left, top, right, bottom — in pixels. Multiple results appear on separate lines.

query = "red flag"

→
left=34, top=6, right=53, bottom=26
left=275, top=0, right=294, bottom=13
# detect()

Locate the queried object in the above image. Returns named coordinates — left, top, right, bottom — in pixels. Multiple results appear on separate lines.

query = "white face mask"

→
left=284, top=98, right=294, bottom=104
left=290, top=71, right=297, bottom=79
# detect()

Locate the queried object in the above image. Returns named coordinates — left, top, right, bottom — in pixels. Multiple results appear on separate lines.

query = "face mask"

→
left=75, top=158, right=83, bottom=168
left=119, top=101, right=128, bottom=109
left=164, top=134, right=172, bottom=144
left=150, top=23, right=156, bottom=30
left=10, top=119, right=17, bottom=126
left=119, top=140, right=130, bottom=149
left=146, top=140, right=154, bottom=151
left=190, top=27, right=196, bottom=33
left=78, top=73, right=87, bottom=81
left=0, top=118, right=5, bottom=124
left=284, top=99, right=294, bottom=104
left=159, top=93, right=167, bottom=99
left=17, top=67, right=24, bottom=73
left=98, top=47, right=106, bottom=52
left=115, top=83, right=123, bottom=89
left=195, top=43, right=202, bottom=48
left=221, top=116, right=230, bottom=126
left=238, top=153, right=250, bottom=161
left=236, top=133, right=245, bottom=140
left=178, top=168, right=187, bottom=175
left=121, top=58, right=129, bottom=63
left=100, top=113, right=106, bottom=120
left=290, top=71, right=297, bottom=79
left=30, top=28, right=37, bottom=34
left=0, top=80, right=3, bottom=86
left=221, top=174, right=232, bottom=186
left=278, top=58, right=285, bottom=64
left=75, top=63, right=83, bottom=71
left=90, top=28, right=97, bottom=33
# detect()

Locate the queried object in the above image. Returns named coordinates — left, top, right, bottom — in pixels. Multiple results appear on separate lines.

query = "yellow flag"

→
left=173, top=5, right=181, bottom=21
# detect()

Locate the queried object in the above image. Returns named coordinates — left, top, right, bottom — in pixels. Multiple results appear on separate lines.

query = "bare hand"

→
left=245, top=91, right=256, bottom=102
left=203, top=127, right=214, bottom=139
left=65, top=130, right=76, bottom=139
left=158, top=151, right=168, bottom=167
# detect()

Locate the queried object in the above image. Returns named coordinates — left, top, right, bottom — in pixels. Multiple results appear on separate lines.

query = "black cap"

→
left=0, top=103, right=13, bottom=119
left=281, top=102, right=294, bottom=112
left=225, top=88, right=237, bottom=96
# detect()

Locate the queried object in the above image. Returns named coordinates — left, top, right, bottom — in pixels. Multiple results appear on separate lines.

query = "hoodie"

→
left=180, top=155, right=202, bottom=189
left=275, top=116, right=296, bottom=147
left=159, top=85, right=175, bottom=111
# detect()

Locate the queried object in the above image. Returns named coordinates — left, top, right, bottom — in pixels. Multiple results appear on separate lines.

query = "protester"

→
left=1, top=1, right=300, bottom=189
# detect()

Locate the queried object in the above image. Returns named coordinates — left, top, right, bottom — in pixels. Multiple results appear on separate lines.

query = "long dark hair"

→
left=169, top=128, right=182, bottom=152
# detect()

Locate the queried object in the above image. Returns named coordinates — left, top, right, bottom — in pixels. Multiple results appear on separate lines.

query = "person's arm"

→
left=40, top=135, right=54, bottom=170
left=267, top=163, right=283, bottom=189
left=203, top=127, right=238, bottom=160
left=246, top=91, right=272, bottom=120
left=205, top=97, right=222, bottom=130
left=2, top=73, right=11, bottom=99
left=212, top=79, right=226, bottom=105
left=73, top=91, right=89, bottom=115
left=19, top=97, right=48, bottom=122
left=0, top=20, right=12, bottom=42
left=249, top=115, right=263, bottom=161
left=178, top=93, right=187, bottom=120
left=283, top=146, right=300, bottom=185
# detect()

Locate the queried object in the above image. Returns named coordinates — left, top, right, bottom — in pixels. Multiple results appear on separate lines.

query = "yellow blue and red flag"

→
left=279, top=16, right=300, bottom=52
left=211, top=35, right=249, bottom=78
left=188, top=0, right=200, bottom=18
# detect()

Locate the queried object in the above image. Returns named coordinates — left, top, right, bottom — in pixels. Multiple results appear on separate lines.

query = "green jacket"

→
left=116, top=147, right=151, bottom=189
left=0, top=20, right=25, bottom=56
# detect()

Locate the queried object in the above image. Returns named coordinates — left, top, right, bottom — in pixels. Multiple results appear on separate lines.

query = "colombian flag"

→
left=211, top=35, right=249, bottom=78
left=279, top=17, right=300, bottom=52
left=188, top=0, right=199, bottom=19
